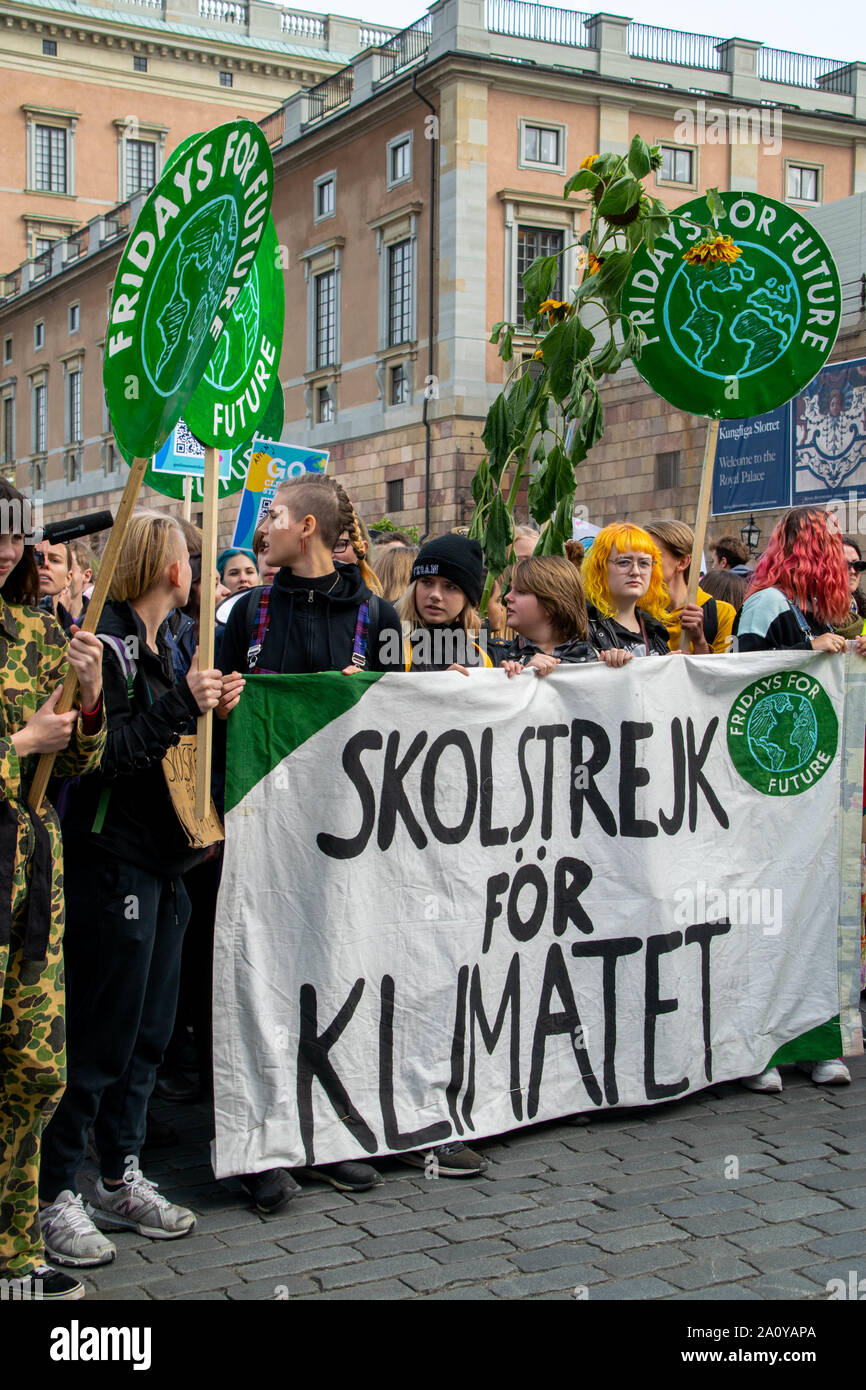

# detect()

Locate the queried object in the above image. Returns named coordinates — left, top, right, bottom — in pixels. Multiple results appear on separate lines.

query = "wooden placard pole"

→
left=678, top=416, right=721, bottom=653
left=29, top=454, right=150, bottom=813
left=182, top=473, right=192, bottom=522
left=195, top=445, right=219, bottom=819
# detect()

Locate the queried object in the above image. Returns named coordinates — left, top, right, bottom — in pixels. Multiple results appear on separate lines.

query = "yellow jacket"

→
left=664, top=587, right=736, bottom=654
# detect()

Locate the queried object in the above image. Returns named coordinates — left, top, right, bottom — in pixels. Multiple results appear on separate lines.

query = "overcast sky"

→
left=299, top=0, right=865, bottom=64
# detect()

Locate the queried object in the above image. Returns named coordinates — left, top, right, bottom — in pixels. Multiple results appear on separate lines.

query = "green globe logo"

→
left=727, top=675, right=837, bottom=796
left=203, top=262, right=260, bottom=394
left=664, top=240, right=800, bottom=382
left=142, top=196, right=239, bottom=398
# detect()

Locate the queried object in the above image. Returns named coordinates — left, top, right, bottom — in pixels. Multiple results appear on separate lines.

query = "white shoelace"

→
left=47, top=1193, right=97, bottom=1236
left=116, top=1170, right=172, bottom=1210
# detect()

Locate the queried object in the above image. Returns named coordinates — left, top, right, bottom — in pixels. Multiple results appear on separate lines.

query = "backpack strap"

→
left=246, top=585, right=273, bottom=673
left=702, top=597, right=718, bottom=649
left=350, top=600, right=371, bottom=669
left=98, top=633, right=137, bottom=703
left=786, top=597, right=814, bottom=641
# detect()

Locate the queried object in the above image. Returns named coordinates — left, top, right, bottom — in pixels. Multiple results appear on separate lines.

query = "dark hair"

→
left=0, top=478, right=40, bottom=606
left=700, top=567, right=747, bottom=614
left=841, top=535, right=866, bottom=617
left=712, top=534, right=750, bottom=568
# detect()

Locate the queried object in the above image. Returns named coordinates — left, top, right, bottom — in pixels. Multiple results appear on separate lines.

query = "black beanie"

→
left=411, top=534, right=484, bottom=607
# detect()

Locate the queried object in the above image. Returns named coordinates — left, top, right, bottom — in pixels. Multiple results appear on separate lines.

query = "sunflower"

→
left=579, top=154, right=599, bottom=171
left=538, top=298, right=574, bottom=323
left=683, top=234, right=743, bottom=267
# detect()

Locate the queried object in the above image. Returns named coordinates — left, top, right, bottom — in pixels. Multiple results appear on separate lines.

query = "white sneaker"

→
left=741, top=1066, right=783, bottom=1093
left=798, top=1058, right=851, bottom=1085
left=40, top=1191, right=117, bottom=1267
left=89, top=1171, right=196, bottom=1240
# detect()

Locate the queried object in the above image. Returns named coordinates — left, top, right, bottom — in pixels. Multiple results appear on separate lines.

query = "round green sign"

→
left=183, top=216, right=284, bottom=449
left=118, top=378, right=284, bottom=501
left=105, top=119, right=274, bottom=459
left=622, top=192, right=841, bottom=419
left=727, top=672, right=838, bottom=796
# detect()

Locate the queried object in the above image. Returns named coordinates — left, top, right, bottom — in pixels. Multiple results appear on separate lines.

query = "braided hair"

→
left=330, top=479, right=383, bottom=596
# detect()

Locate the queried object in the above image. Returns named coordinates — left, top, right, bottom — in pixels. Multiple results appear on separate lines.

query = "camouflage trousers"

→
left=0, top=844, right=66, bottom=1278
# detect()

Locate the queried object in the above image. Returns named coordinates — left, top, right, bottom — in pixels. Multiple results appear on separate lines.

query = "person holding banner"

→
left=0, top=479, right=106, bottom=1300
left=217, top=474, right=403, bottom=1205
left=498, top=557, right=598, bottom=676
left=733, top=506, right=866, bottom=1091
left=397, top=535, right=493, bottom=671
left=582, top=523, right=672, bottom=658
left=644, top=520, right=736, bottom=655
left=39, top=511, right=223, bottom=1267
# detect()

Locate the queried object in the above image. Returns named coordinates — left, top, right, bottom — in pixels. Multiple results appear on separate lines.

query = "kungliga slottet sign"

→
left=212, top=655, right=864, bottom=1177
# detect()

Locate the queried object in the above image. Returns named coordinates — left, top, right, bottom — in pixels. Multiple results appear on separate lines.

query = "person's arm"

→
left=98, top=646, right=204, bottom=780
left=29, top=611, right=106, bottom=781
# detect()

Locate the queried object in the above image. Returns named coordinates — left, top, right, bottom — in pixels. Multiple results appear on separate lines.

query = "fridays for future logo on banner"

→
left=212, top=654, right=863, bottom=1177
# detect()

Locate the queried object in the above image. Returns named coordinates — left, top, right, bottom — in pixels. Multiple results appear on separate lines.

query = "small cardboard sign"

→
left=232, top=437, right=329, bottom=550
left=162, top=735, right=224, bottom=848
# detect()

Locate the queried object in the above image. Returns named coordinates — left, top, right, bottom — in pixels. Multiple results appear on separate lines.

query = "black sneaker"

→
left=300, top=1161, right=383, bottom=1192
left=32, top=1264, right=85, bottom=1300
left=239, top=1168, right=300, bottom=1214
left=402, top=1141, right=487, bottom=1177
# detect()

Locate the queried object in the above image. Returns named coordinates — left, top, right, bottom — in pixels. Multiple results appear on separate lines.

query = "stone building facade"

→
left=2, top=0, right=866, bottom=548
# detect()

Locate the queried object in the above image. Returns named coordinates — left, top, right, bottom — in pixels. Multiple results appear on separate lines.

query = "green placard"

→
left=105, top=119, right=274, bottom=459
left=118, top=378, right=284, bottom=501
left=622, top=192, right=841, bottom=419
left=183, top=216, right=284, bottom=448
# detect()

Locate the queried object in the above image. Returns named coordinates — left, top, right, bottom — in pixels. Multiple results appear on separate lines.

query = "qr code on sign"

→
left=174, top=419, right=205, bottom=459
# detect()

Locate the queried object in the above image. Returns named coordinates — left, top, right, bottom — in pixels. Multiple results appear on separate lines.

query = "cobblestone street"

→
left=78, top=1025, right=866, bottom=1302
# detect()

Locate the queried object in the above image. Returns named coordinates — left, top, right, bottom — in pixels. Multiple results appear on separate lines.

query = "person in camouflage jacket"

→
left=0, top=481, right=105, bottom=1295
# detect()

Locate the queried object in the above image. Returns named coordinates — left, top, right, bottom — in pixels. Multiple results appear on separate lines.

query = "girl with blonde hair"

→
left=582, top=522, right=671, bottom=658
left=39, top=510, right=223, bottom=1267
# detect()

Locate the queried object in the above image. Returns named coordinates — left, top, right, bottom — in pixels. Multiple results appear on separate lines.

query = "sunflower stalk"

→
left=474, top=141, right=732, bottom=614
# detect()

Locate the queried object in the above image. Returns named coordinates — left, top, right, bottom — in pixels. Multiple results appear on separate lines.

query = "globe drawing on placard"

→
left=664, top=241, right=800, bottom=382
left=143, top=196, right=239, bottom=397
left=745, top=691, right=817, bottom=774
left=203, top=262, right=260, bottom=394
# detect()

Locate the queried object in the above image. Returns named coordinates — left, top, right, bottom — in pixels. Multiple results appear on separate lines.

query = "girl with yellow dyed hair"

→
left=582, top=522, right=672, bottom=659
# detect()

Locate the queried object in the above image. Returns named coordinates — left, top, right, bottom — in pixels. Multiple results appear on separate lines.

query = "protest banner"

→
left=231, top=438, right=329, bottom=551
left=212, top=654, right=864, bottom=1177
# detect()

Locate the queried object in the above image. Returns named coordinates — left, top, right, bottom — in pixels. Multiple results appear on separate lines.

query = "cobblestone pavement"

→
left=77, top=1037, right=866, bottom=1302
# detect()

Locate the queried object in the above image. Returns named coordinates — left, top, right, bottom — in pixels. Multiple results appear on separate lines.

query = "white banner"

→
left=212, top=654, right=864, bottom=1178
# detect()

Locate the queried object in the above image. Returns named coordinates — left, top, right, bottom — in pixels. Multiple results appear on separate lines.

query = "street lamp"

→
left=740, top=513, right=761, bottom=554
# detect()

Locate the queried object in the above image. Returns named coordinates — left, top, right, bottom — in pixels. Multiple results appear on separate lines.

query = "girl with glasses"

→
left=581, top=523, right=671, bottom=659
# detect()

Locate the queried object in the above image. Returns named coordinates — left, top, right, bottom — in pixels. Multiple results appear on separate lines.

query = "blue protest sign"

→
left=232, top=437, right=329, bottom=551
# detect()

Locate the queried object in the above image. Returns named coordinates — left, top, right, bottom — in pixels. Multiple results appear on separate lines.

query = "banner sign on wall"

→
left=712, top=406, right=790, bottom=515
left=212, top=656, right=864, bottom=1178
left=712, top=355, right=866, bottom=516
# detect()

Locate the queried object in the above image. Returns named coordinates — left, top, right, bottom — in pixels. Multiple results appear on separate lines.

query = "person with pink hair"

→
left=734, top=506, right=866, bottom=1092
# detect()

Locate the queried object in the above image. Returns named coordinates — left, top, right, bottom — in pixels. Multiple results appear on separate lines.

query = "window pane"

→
left=524, top=126, right=539, bottom=162
left=391, top=365, right=408, bottom=406
left=388, top=240, right=412, bottom=346
left=674, top=149, right=692, bottom=182
left=315, top=271, right=336, bottom=368
left=35, top=385, right=46, bottom=453
left=788, top=166, right=801, bottom=198
left=2, top=399, right=14, bottom=465
left=390, top=140, right=409, bottom=182
left=317, top=178, right=334, bottom=217
left=126, top=140, right=156, bottom=198
left=660, top=146, right=674, bottom=180
left=35, top=125, right=67, bottom=193
left=67, top=370, right=81, bottom=442
left=516, top=225, right=563, bottom=325
left=802, top=168, right=817, bottom=200
left=539, top=129, right=558, bottom=164
left=317, top=386, right=333, bottom=423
